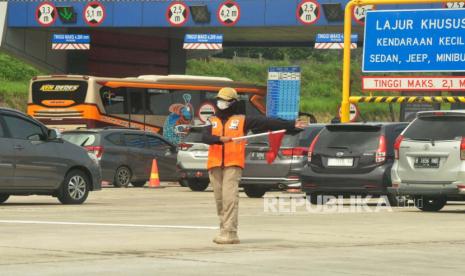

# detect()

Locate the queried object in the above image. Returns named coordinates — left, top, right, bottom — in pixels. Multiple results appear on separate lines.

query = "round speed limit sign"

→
left=36, top=2, right=57, bottom=27
left=296, top=0, right=320, bottom=25
left=353, top=5, right=375, bottom=25
left=217, top=1, right=241, bottom=26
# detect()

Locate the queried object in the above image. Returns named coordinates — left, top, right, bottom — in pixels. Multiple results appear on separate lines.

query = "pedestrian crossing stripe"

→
left=349, top=96, right=465, bottom=104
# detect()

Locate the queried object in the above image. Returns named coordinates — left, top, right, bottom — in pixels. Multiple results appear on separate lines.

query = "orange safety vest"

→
left=207, top=115, right=246, bottom=169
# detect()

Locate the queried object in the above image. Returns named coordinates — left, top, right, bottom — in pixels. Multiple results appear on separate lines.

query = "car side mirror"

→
left=47, top=129, right=58, bottom=140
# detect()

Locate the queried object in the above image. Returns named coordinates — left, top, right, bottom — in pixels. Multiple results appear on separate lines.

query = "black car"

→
left=301, top=123, right=407, bottom=205
left=0, top=108, right=101, bottom=204
left=62, top=128, right=178, bottom=187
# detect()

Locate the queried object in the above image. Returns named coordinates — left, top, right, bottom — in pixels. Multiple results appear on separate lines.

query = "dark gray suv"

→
left=301, top=123, right=407, bottom=205
left=62, top=128, right=178, bottom=187
left=0, top=108, right=101, bottom=204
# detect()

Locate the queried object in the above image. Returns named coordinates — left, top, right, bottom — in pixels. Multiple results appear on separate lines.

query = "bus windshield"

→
left=31, top=80, right=88, bottom=107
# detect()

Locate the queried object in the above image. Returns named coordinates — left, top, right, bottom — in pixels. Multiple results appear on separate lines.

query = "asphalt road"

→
left=1, top=184, right=465, bottom=275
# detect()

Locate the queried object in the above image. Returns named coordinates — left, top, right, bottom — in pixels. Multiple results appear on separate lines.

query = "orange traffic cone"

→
left=148, top=159, right=163, bottom=188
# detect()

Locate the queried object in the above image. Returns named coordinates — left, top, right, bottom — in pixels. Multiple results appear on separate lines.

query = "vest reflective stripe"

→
left=207, top=115, right=246, bottom=169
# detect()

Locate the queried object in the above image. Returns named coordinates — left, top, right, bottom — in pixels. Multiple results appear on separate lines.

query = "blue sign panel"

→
left=184, top=34, right=223, bottom=44
left=52, top=34, right=90, bottom=43
left=363, top=9, right=465, bottom=72
left=316, top=33, right=358, bottom=43
left=266, top=67, right=301, bottom=121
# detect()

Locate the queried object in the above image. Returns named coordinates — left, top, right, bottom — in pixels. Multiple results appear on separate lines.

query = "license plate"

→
left=327, top=158, right=353, bottom=167
left=194, top=151, right=208, bottom=158
left=414, top=157, right=440, bottom=168
left=250, top=152, right=265, bottom=160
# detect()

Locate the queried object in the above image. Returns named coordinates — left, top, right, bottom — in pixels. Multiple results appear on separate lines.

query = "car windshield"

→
left=62, top=133, right=97, bottom=146
left=403, top=116, right=465, bottom=141
left=184, top=128, right=206, bottom=143
left=316, top=125, right=381, bottom=152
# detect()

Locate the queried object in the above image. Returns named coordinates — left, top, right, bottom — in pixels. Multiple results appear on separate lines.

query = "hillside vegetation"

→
left=0, top=52, right=42, bottom=111
left=187, top=49, right=397, bottom=122
left=0, top=50, right=397, bottom=122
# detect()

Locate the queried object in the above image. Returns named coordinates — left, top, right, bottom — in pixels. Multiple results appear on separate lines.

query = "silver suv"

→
left=177, top=127, right=210, bottom=191
left=391, top=110, right=465, bottom=211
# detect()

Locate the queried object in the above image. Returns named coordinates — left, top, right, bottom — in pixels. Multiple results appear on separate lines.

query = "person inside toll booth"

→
left=202, top=87, right=305, bottom=244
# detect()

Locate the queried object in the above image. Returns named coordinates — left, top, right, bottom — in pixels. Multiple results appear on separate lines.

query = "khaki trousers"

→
left=209, top=166, right=242, bottom=233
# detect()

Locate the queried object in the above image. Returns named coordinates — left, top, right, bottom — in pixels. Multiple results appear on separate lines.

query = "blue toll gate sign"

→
left=363, top=9, right=465, bottom=72
left=266, top=66, right=301, bottom=121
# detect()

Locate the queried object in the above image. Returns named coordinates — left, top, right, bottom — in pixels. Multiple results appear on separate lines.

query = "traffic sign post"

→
left=36, top=2, right=57, bottom=27
left=198, top=102, right=216, bottom=123
left=167, top=2, right=189, bottom=26
left=57, top=6, right=77, bottom=24
left=217, top=1, right=240, bottom=26
left=363, top=9, right=465, bottom=72
left=52, top=34, right=90, bottom=50
left=362, top=76, right=465, bottom=91
left=296, top=0, right=320, bottom=25
left=352, top=5, right=375, bottom=25
left=83, top=2, right=105, bottom=27
left=315, top=33, right=358, bottom=49
left=338, top=103, right=359, bottom=122
left=340, top=0, right=465, bottom=123
left=183, top=34, right=223, bottom=50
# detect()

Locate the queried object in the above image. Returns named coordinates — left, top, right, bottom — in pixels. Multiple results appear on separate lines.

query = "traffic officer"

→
left=202, top=87, right=304, bottom=244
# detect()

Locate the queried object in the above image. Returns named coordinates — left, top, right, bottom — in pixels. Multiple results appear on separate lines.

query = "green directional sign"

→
left=57, top=6, right=77, bottom=24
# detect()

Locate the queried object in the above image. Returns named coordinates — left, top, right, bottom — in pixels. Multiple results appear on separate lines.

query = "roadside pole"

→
left=340, top=0, right=465, bottom=123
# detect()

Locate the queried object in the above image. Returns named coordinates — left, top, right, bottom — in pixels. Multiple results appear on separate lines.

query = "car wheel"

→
left=0, top=194, right=10, bottom=204
left=178, top=179, right=189, bottom=187
left=414, top=196, right=446, bottom=212
left=243, top=186, right=267, bottom=198
left=188, top=179, right=209, bottom=192
left=57, top=169, right=90, bottom=205
left=131, top=181, right=146, bottom=187
left=114, top=166, right=132, bottom=188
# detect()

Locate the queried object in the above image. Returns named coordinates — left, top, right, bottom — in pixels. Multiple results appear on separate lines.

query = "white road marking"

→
left=0, top=220, right=218, bottom=230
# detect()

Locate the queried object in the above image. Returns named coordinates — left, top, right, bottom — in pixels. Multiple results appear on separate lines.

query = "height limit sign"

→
left=83, top=2, right=106, bottom=26
left=217, top=1, right=240, bottom=26
left=296, top=0, right=320, bottom=25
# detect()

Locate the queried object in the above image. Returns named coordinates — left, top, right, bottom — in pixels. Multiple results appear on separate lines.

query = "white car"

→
left=391, top=110, right=465, bottom=211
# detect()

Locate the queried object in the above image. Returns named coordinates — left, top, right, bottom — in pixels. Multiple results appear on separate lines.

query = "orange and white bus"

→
left=27, top=74, right=266, bottom=144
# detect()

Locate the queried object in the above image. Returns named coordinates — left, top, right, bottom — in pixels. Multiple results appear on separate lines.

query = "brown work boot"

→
left=213, top=231, right=240, bottom=245
left=212, top=230, right=227, bottom=244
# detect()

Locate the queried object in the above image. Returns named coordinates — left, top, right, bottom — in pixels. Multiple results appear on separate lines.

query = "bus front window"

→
left=31, top=80, right=88, bottom=107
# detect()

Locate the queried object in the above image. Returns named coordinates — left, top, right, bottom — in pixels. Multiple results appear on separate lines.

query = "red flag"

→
left=265, top=130, right=286, bottom=164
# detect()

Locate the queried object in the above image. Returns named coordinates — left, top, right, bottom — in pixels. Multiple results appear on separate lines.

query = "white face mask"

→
left=217, top=100, right=231, bottom=110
